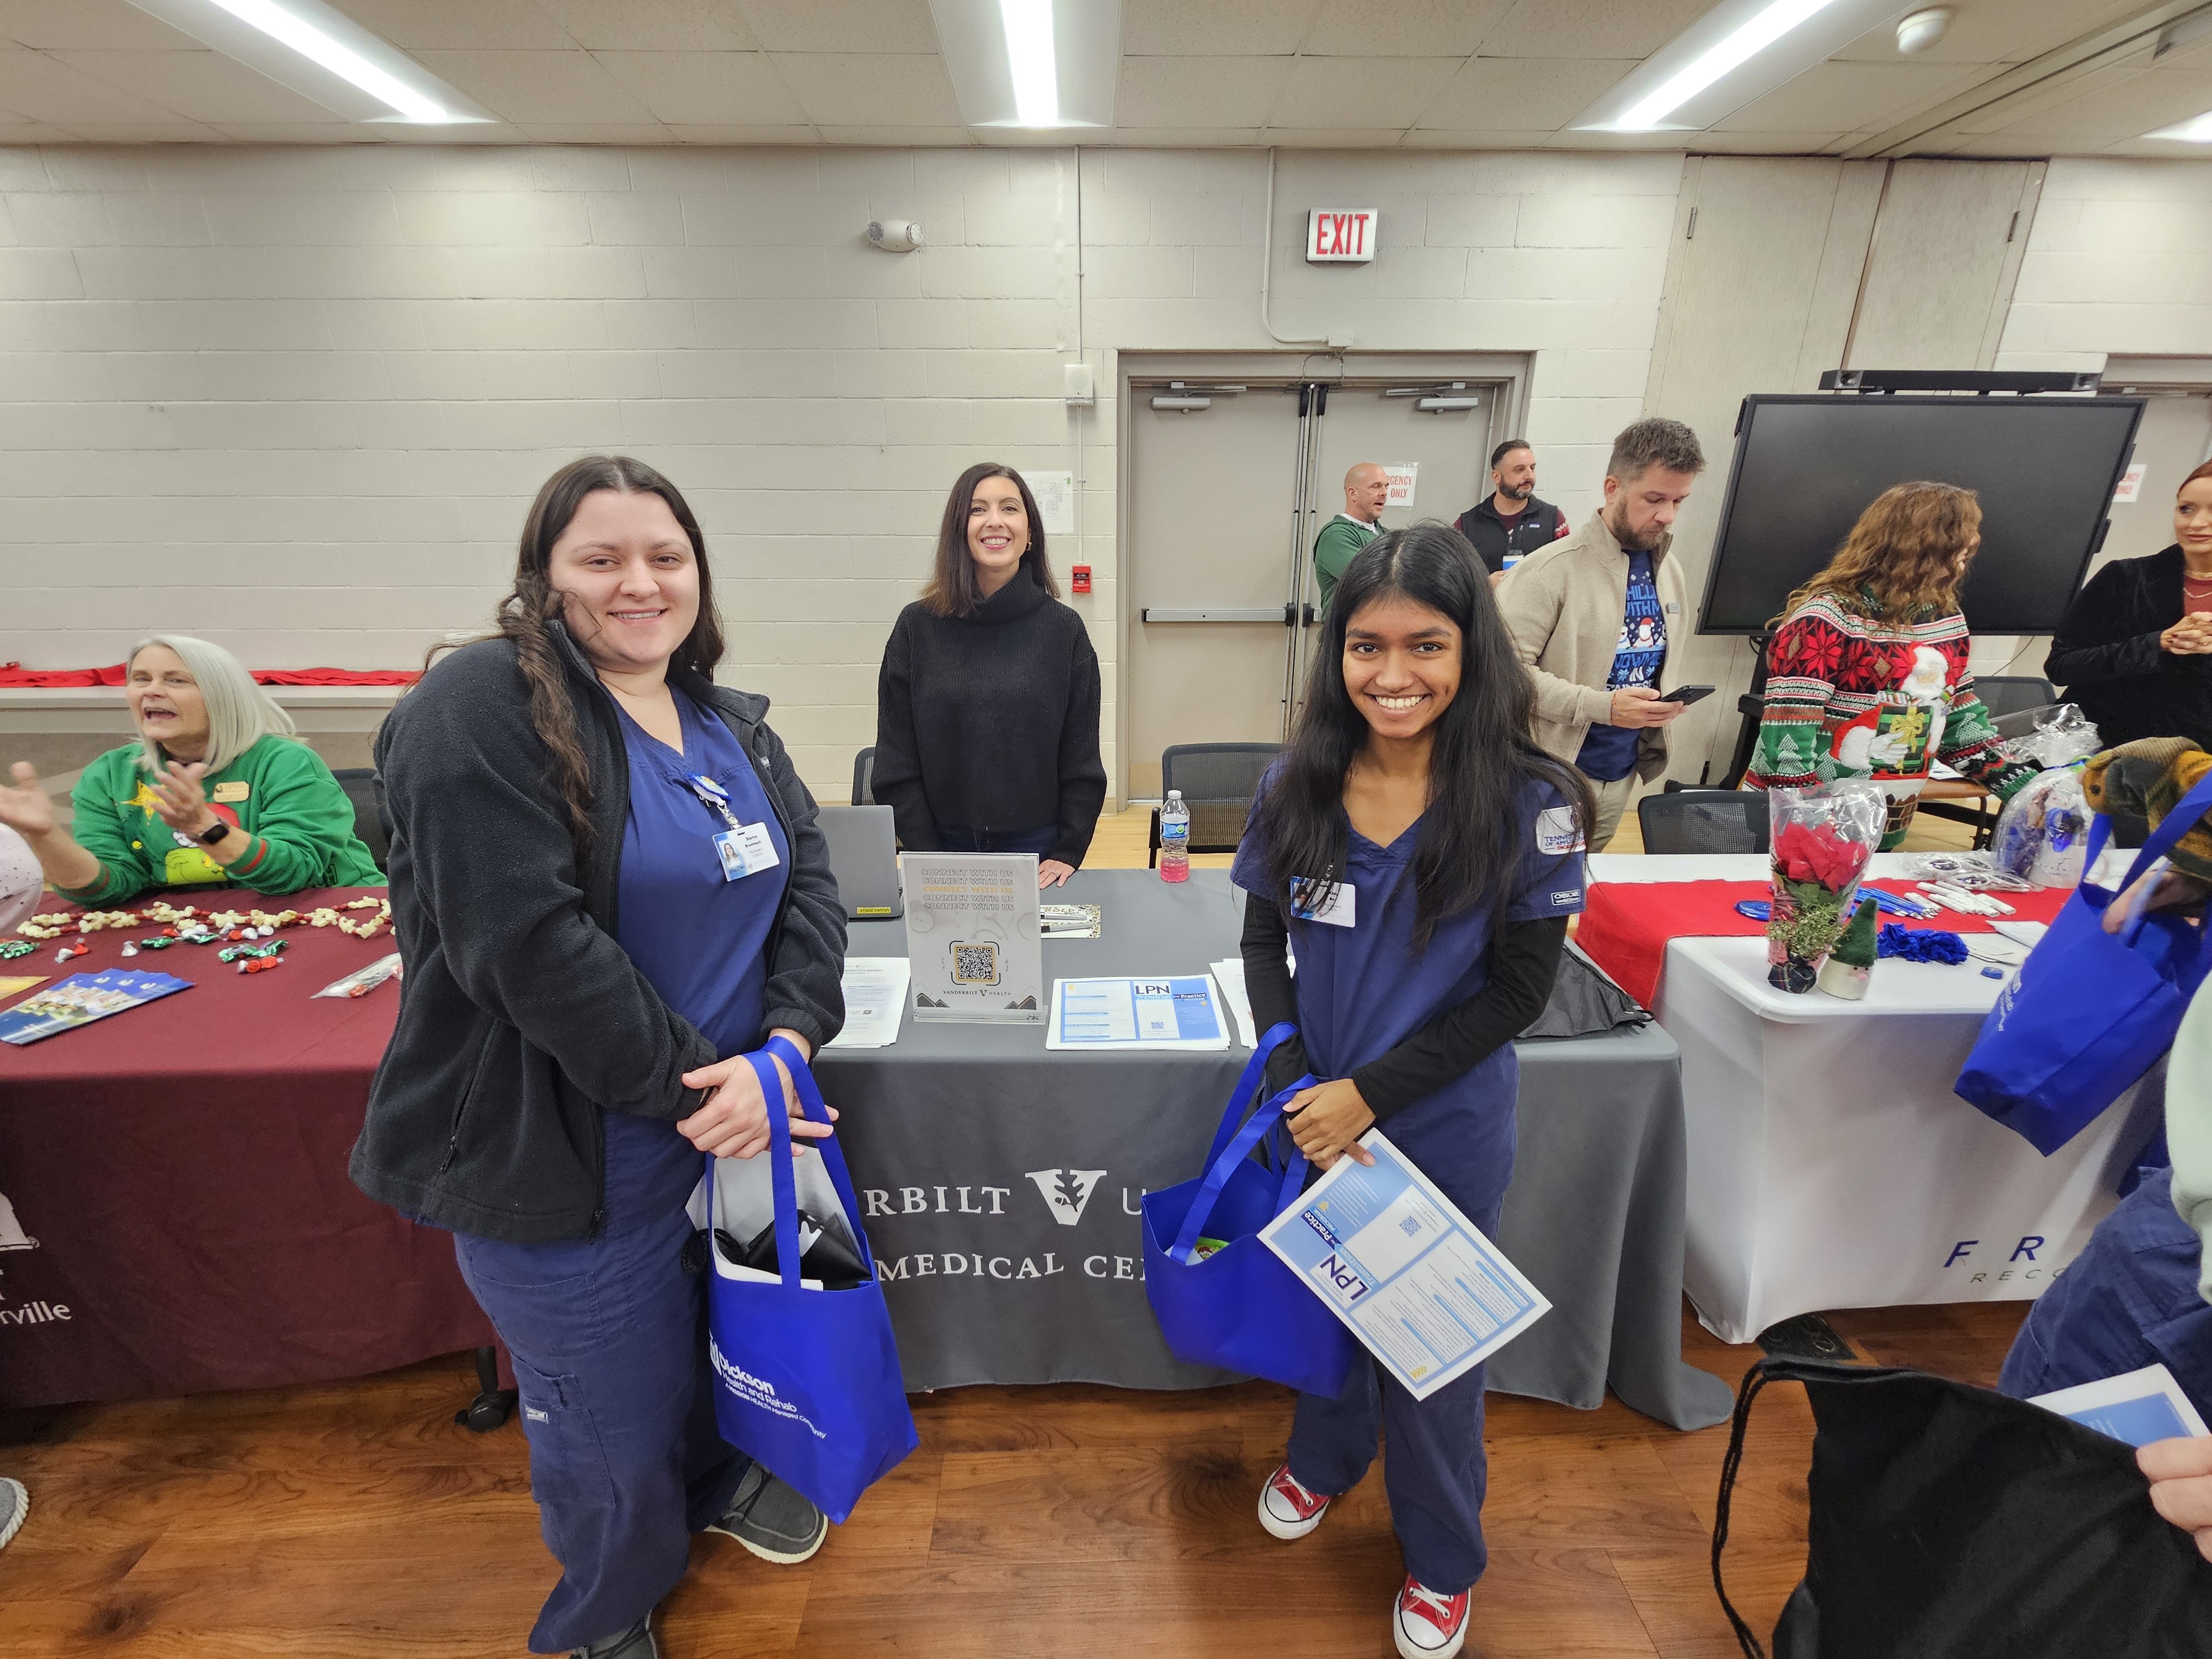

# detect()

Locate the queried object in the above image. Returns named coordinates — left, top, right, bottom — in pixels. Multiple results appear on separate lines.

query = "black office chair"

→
left=852, top=747, right=875, bottom=807
left=1147, top=743, right=1280, bottom=868
left=1974, top=675, right=2059, bottom=721
left=330, top=766, right=390, bottom=868
left=1636, top=789, right=1770, bottom=855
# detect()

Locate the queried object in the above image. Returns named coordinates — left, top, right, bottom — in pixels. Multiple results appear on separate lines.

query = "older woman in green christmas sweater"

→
left=0, top=635, right=383, bottom=905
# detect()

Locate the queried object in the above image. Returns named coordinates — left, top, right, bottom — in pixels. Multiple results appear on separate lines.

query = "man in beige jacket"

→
left=1496, top=418, right=1705, bottom=849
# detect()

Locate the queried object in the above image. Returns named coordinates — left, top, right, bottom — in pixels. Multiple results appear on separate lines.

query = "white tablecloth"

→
left=1652, top=931, right=2155, bottom=1343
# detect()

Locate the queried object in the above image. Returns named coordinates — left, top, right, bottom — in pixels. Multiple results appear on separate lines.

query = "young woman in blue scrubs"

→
left=352, top=457, right=848, bottom=1659
left=1233, top=524, right=1594, bottom=1659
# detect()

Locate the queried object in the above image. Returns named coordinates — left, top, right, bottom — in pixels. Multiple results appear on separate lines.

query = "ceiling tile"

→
left=0, top=45, right=186, bottom=123
left=208, top=122, right=390, bottom=142
left=336, top=0, right=579, bottom=50
left=1094, top=124, right=1264, bottom=144
left=43, top=119, right=225, bottom=140
left=1258, top=124, right=1407, bottom=145
left=1397, top=127, right=1558, bottom=147
left=1989, top=65, right=2212, bottom=139
left=669, top=122, right=822, bottom=142
left=1414, top=55, right=1636, bottom=131
left=732, top=0, right=940, bottom=54
left=1681, top=129, right=1849, bottom=153
left=1479, top=0, right=1714, bottom=60
left=1123, top=0, right=1321, bottom=56
left=0, top=0, right=202, bottom=50
left=593, top=50, right=806, bottom=125
left=814, top=124, right=972, bottom=143
left=1832, top=0, right=2159, bottom=66
left=1712, top=59, right=1990, bottom=134
left=1950, top=54, right=2145, bottom=134
left=515, top=122, right=676, bottom=141
left=1118, top=55, right=1291, bottom=128
left=534, top=0, right=761, bottom=51
left=1301, top=0, right=1513, bottom=59
left=1267, top=55, right=1459, bottom=128
left=771, top=53, right=962, bottom=126
left=413, top=49, right=662, bottom=124
left=50, top=49, right=345, bottom=124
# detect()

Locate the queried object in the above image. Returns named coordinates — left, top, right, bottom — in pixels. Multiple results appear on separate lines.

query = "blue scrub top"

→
left=602, top=688, right=792, bottom=1231
left=1232, top=773, right=1585, bottom=1201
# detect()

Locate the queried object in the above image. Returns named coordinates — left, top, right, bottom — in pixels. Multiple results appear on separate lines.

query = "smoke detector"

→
left=866, top=219, right=923, bottom=252
left=1895, top=8, right=1953, bottom=55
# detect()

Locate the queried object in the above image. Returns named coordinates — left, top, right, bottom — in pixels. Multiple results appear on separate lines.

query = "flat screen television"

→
left=1697, top=393, right=2144, bottom=635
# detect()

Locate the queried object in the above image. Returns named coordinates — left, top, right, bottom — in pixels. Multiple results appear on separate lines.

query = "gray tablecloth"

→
left=816, top=869, right=1730, bottom=1431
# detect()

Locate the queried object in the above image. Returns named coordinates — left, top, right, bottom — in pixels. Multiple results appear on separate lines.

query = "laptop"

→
left=817, top=805, right=902, bottom=921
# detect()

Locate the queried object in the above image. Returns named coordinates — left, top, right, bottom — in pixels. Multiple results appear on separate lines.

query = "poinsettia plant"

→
left=1766, top=781, right=1886, bottom=992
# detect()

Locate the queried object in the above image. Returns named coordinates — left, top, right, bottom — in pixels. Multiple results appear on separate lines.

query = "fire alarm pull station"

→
left=1072, top=565, right=1092, bottom=594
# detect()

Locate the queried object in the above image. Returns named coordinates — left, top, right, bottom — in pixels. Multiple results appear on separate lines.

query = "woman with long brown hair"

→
left=872, top=461, right=1104, bottom=888
left=1746, top=480, right=2036, bottom=847
left=350, top=456, right=848, bottom=1659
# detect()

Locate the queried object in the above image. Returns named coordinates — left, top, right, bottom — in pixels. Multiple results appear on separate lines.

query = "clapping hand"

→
left=0, top=762, right=58, bottom=839
left=147, top=759, right=217, bottom=837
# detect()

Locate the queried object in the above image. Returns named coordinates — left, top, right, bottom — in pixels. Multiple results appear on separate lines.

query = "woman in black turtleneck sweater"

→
left=873, top=462, right=1105, bottom=889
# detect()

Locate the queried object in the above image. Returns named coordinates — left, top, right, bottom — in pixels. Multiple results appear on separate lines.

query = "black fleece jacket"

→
left=2048, top=546, right=2212, bottom=750
left=349, top=628, right=846, bottom=1244
left=873, top=573, right=1107, bottom=866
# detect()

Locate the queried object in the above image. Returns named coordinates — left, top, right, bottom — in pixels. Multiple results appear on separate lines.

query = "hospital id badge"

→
left=712, top=822, right=780, bottom=881
left=1289, top=877, right=1355, bottom=928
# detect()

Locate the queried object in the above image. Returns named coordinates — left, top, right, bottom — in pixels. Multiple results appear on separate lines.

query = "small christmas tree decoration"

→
left=1817, top=896, right=1879, bottom=1000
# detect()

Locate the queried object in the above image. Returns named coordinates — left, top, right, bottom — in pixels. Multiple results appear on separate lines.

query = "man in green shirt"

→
left=1312, top=462, right=1389, bottom=615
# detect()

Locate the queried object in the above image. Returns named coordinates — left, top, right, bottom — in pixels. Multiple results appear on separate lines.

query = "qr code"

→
left=951, top=942, right=999, bottom=985
left=1399, top=1215, right=1422, bottom=1238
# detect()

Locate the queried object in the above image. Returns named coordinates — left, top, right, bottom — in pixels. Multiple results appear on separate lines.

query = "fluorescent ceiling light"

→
left=207, top=0, right=445, bottom=121
left=2147, top=111, right=2212, bottom=142
left=1570, top=0, right=1917, bottom=135
left=123, top=0, right=493, bottom=126
left=930, top=0, right=1119, bottom=129
left=1000, top=0, right=1059, bottom=127
left=1620, top=0, right=1845, bottom=130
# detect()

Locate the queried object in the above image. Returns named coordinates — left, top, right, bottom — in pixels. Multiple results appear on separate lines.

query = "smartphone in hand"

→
left=1660, top=684, right=1716, bottom=707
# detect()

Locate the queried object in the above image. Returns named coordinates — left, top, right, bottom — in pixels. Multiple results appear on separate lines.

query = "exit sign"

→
left=1307, top=208, right=1376, bottom=263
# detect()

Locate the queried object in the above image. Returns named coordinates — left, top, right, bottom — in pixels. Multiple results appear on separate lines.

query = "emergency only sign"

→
left=1307, top=209, right=1377, bottom=263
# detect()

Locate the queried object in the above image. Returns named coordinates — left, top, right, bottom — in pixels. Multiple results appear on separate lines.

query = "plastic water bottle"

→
left=1160, top=790, right=1190, bottom=883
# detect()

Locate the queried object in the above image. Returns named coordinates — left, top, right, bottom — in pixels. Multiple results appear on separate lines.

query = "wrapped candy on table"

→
left=1991, top=762, right=2090, bottom=890
left=1766, top=780, right=1886, bottom=993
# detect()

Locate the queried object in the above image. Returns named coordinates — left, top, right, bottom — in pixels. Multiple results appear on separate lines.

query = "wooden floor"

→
left=0, top=1302, right=2029, bottom=1657
left=0, top=796, right=2008, bottom=1656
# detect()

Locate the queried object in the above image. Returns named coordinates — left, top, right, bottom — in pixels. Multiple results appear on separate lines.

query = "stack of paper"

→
left=1209, top=957, right=1259, bottom=1048
left=1045, top=975, right=1230, bottom=1051
left=825, top=958, right=910, bottom=1048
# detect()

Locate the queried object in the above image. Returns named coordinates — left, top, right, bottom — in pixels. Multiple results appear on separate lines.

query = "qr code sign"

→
left=951, top=942, right=999, bottom=985
left=1399, top=1215, right=1422, bottom=1238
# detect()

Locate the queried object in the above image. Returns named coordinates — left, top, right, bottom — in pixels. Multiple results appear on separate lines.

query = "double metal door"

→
left=1124, top=377, right=1500, bottom=799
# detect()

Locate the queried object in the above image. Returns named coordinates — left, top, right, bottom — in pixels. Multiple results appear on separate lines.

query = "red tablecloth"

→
left=1574, top=879, right=2077, bottom=1009
left=0, top=889, right=493, bottom=1408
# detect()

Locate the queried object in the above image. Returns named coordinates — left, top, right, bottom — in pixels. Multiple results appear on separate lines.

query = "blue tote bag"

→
left=1956, top=770, right=2212, bottom=1155
left=1141, top=1024, right=1358, bottom=1399
left=704, top=1035, right=917, bottom=1524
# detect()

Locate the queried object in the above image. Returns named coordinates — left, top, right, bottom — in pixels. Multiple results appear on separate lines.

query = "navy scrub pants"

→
left=1285, top=1100, right=1511, bottom=1595
left=455, top=1124, right=751, bottom=1654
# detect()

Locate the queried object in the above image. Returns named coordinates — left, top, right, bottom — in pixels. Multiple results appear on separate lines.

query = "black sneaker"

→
left=704, top=1463, right=828, bottom=1564
left=572, top=1612, right=658, bottom=1659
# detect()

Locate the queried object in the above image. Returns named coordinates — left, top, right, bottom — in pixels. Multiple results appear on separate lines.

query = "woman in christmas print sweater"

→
left=1747, top=481, right=2036, bottom=848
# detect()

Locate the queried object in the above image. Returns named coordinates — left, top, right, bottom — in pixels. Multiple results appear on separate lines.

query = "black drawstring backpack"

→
left=1713, top=1356, right=2212, bottom=1658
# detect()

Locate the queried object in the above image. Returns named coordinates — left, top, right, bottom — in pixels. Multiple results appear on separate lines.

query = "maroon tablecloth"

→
left=0, top=888, right=494, bottom=1408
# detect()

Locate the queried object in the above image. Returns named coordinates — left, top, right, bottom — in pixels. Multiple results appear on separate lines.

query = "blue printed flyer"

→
left=2030, top=1363, right=2211, bottom=1448
left=0, top=969, right=192, bottom=1046
left=1260, top=1130, right=1550, bottom=1401
left=1045, top=976, right=1229, bottom=1051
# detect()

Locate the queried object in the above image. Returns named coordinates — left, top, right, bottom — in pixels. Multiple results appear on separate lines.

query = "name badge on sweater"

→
left=714, top=823, right=780, bottom=882
left=212, top=780, right=250, bottom=803
left=1290, top=877, right=1356, bottom=928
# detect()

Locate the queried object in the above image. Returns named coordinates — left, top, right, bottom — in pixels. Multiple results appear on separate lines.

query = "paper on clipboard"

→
left=1046, top=975, right=1230, bottom=1050
left=1260, top=1130, right=1548, bottom=1401
left=2030, top=1363, right=2212, bottom=1447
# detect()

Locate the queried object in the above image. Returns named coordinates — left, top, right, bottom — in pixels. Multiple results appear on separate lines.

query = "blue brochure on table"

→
left=2030, top=1363, right=2212, bottom=1447
left=0, top=969, right=191, bottom=1045
left=1259, top=1129, right=1550, bottom=1401
left=1045, top=975, right=1228, bottom=1050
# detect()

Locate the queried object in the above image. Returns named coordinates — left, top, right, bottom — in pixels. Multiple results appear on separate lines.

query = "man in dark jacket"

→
left=1454, top=439, right=1567, bottom=585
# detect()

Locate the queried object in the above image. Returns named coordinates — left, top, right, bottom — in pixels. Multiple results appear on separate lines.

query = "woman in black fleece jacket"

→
left=351, top=457, right=846, bottom=1659
left=873, top=462, right=1105, bottom=889
left=2047, top=461, right=2212, bottom=750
